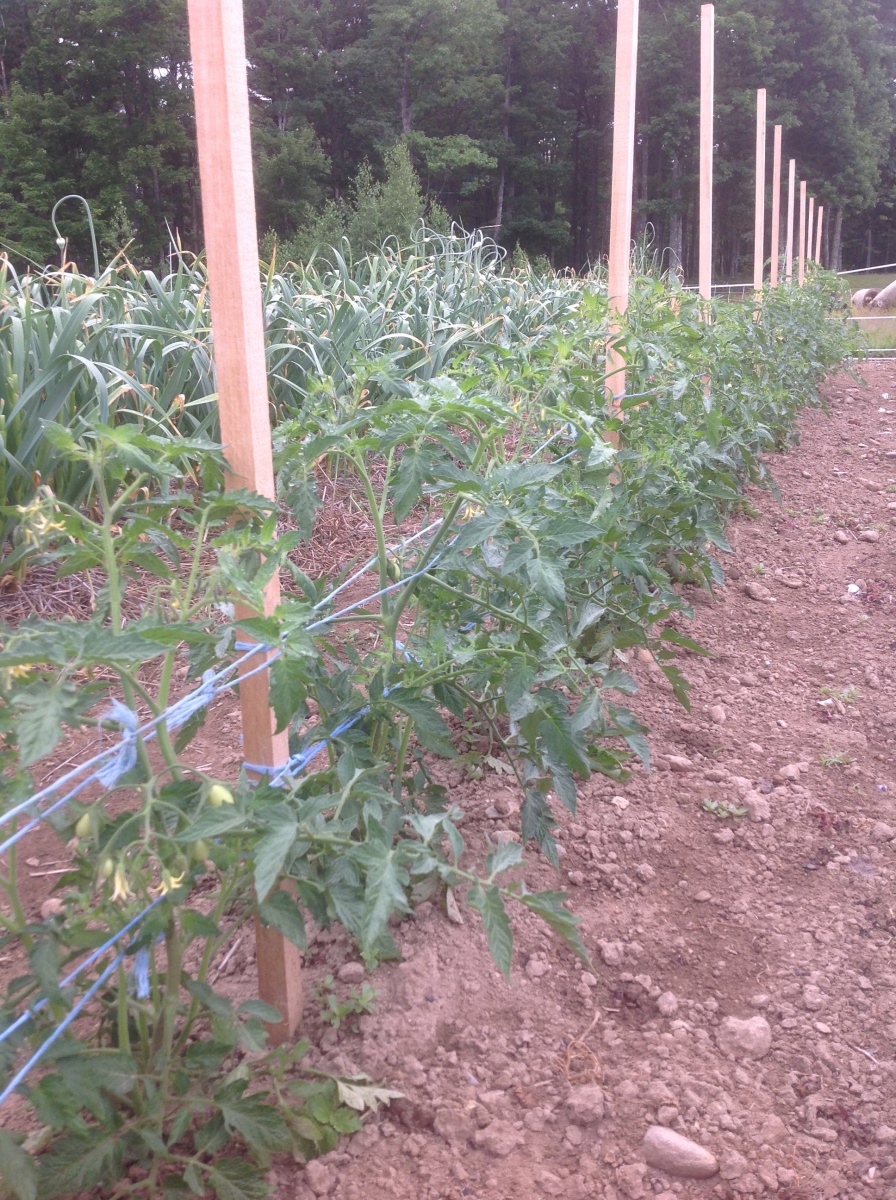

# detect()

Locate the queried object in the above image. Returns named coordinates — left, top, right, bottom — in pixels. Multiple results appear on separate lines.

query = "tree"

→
left=0, top=0, right=197, bottom=266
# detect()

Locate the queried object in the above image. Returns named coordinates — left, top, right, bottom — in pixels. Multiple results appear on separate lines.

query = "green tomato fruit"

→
left=207, top=784, right=235, bottom=807
left=75, top=812, right=92, bottom=839
left=192, top=839, right=210, bottom=863
left=99, top=857, right=115, bottom=880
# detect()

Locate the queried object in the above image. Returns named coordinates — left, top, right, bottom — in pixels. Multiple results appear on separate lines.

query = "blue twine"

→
left=0, top=897, right=164, bottom=1047
left=163, top=669, right=217, bottom=733
left=0, top=951, right=126, bottom=1107
left=95, top=700, right=139, bottom=788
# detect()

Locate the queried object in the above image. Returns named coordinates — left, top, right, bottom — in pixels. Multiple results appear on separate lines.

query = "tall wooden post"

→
left=187, top=0, right=302, bottom=1043
left=815, top=206, right=824, bottom=265
left=752, top=89, right=767, bottom=294
left=807, top=197, right=815, bottom=264
left=785, top=159, right=796, bottom=282
left=769, top=125, right=782, bottom=287
left=798, top=179, right=807, bottom=286
left=606, top=0, right=640, bottom=426
left=699, top=4, right=715, bottom=303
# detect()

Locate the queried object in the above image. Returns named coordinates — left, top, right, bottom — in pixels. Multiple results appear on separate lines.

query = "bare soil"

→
left=6, top=362, right=896, bottom=1200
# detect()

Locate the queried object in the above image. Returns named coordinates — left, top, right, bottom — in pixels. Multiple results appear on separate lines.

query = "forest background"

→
left=0, top=0, right=894, bottom=276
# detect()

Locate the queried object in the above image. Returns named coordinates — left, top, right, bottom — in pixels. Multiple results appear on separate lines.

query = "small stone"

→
left=535, top=1169, right=564, bottom=1196
left=871, top=821, right=896, bottom=842
left=777, top=763, right=801, bottom=781
left=834, top=530, right=849, bottom=544
left=567, top=1085, right=606, bottom=1125
left=858, top=529, right=880, bottom=543
left=755, top=1114, right=788, bottom=1145
left=744, top=582, right=771, bottom=601
left=746, top=741, right=763, bottom=754
left=741, top=790, right=771, bottom=822
left=434, top=1108, right=474, bottom=1147
left=667, top=755, right=694, bottom=772
left=693, top=890, right=712, bottom=903
left=802, top=985, right=826, bottom=1011
left=473, top=1119, right=523, bottom=1157
left=634, top=863, right=656, bottom=882
left=656, top=991, right=679, bottom=1017
left=657, top=1104, right=679, bottom=1126
left=717, top=1015, right=773, bottom=1059
left=564, top=1124, right=583, bottom=1146
left=581, top=972, right=598, bottom=988
left=599, top=940, right=626, bottom=966
left=40, top=898, right=65, bottom=920
left=492, top=829, right=519, bottom=845
left=713, top=828, right=735, bottom=845
left=709, top=705, right=726, bottom=724
left=615, top=1162, right=647, bottom=1199
left=642, top=1126, right=719, bottom=1179
left=876, top=1125, right=896, bottom=1144
left=337, top=962, right=365, bottom=984
left=305, top=1160, right=335, bottom=1196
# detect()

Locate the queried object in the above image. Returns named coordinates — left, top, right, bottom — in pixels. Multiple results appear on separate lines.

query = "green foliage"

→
left=316, top=976, right=377, bottom=1030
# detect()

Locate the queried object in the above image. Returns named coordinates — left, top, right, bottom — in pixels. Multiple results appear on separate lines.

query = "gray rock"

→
left=744, top=582, right=771, bottom=601
left=656, top=991, right=679, bottom=1017
left=473, top=1119, right=523, bottom=1157
left=667, top=755, right=694, bottom=772
left=599, top=940, right=626, bottom=966
left=858, top=529, right=880, bottom=542
left=642, top=1126, right=719, bottom=1179
left=717, top=1015, right=773, bottom=1059
left=615, top=1162, right=647, bottom=1199
left=566, top=1084, right=605, bottom=1124
left=742, top=790, right=771, bottom=822
left=802, top=984, right=826, bottom=1011
left=337, top=962, right=366, bottom=984
left=433, top=1108, right=474, bottom=1147
left=304, top=1160, right=335, bottom=1196
left=871, top=821, right=896, bottom=842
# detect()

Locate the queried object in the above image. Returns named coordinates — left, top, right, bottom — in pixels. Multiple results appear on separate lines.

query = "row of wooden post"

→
left=187, top=0, right=830, bottom=1041
left=608, top=1, right=826, bottom=411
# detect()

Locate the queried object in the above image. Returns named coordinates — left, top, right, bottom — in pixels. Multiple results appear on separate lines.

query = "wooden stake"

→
left=187, top=0, right=302, bottom=1043
left=798, top=179, right=807, bottom=286
left=753, top=89, right=766, bottom=294
left=815, top=205, right=824, bottom=265
left=699, top=4, right=715, bottom=303
left=769, top=125, right=782, bottom=287
left=606, top=0, right=640, bottom=426
left=785, top=159, right=795, bottom=282
left=807, top=197, right=815, bottom=264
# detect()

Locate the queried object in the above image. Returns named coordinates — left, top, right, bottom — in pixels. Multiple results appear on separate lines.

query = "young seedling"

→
left=702, top=798, right=748, bottom=820
left=819, top=751, right=856, bottom=768
left=819, top=684, right=859, bottom=705
left=317, top=975, right=378, bottom=1031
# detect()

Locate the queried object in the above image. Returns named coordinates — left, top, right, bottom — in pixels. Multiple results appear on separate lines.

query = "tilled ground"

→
left=267, top=360, right=896, bottom=1200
